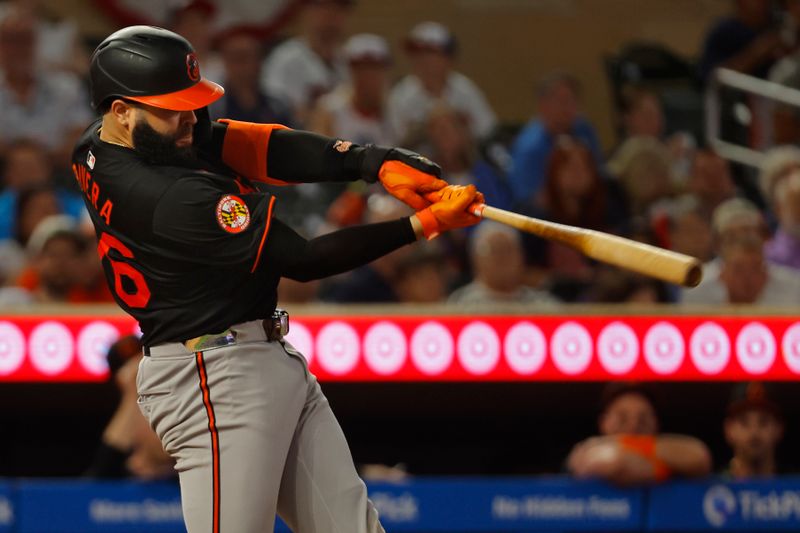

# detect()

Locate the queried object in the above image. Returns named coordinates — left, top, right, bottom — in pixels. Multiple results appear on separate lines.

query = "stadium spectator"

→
left=583, top=269, right=669, bottom=303
left=387, top=21, right=496, bottom=146
left=712, top=197, right=769, bottom=244
left=680, top=197, right=791, bottom=303
left=0, top=139, right=85, bottom=240
left=209, top=26, right=294, bottom=125
left=619, top=87, right=665, bottom=140
left=0, top=11, right=92, bottom=166
left=539, top=137, right=627, bottom=231
left=70, top=221, right=114, bottom=304
left=28, top=222, right=86, bottom=303
left=261, top=0, right=353, bottom=123
left=720, top=234, right=800, bottom=304
left=608, top=136, right=674, bottom=218
left=760, top=147, right=800, bottom=269
left=682, top=232, right=800, bottom=305
left=168, top=0, right=224, bottom=84
left=416, top=106, right=512, bottom=210
left=449, top=221, right=557, bottom=304
left=666, top=195, right=715, bottom=264
left=567, top=382, right=711, bottom=485
left=724, top=382, right=783, bottom=478
left=10, top=185, right=61, bottom=249
left=699, top=0, right=783, bottom=80
left=709, top=197, right=768, bottom=272
left=375, top=106, right=512, bottom=283
left=0, top=184, right=56, bottom=296
left=310, top=33, right=395, bottom=145
left=508, top=71, right=603, bottom=205
left=687, top=149, right=737, bottom=221
left=614, top=87, right=697, bottom=185
left=394, top=244, right=448, bottom=303
left=0, top=0, right=88, bottom=75
left=520, top=137, right=626, bottom=300
left=84, top=336, right=175, bottom=480
left=2, top=204, right=110, bottom=305
left=321, top=195, right=414, bottom=303
left=8, top=216, right=85, bottom=304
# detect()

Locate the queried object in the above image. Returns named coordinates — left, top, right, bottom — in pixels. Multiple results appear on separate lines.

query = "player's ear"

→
left=109, top=99, right=136, bottom=128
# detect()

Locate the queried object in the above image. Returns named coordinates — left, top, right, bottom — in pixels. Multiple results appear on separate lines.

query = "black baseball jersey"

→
left=73, top=119, right=282, bottom=345
left=72, top=119, right=416, bottom=346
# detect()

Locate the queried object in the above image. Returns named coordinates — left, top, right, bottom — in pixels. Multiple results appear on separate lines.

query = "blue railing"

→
left=0, top=476, right=798, bottom=532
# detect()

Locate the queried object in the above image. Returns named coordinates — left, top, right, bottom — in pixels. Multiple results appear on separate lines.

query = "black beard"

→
left=132, top=117, right=201, bottom=167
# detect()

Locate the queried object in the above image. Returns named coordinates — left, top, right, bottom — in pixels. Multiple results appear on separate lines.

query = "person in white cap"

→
left=0, top=214, right=85, bottom=306
left=387, top=21, right=497, bottom=145
left=261, top=0, right=354, bottom=124
left=680, top=197, right=800, bottom=305
left=310, top=33, right=396, bottom=146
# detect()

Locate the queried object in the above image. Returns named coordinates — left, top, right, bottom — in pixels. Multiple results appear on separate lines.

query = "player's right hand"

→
left=414, top=184, right=482, bottom=239
left=378, top=148, right=448, bottom=210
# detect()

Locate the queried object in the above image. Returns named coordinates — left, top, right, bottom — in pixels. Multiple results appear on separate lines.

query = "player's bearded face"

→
left=131, top=113, right=198, bottom=166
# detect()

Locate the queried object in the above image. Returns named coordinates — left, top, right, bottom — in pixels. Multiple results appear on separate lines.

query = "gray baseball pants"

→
left=136, top=319, right=384, bottom=532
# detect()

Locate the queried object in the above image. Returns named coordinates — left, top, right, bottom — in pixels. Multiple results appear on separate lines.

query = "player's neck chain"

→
left=98, top=127, right=134, bottom=149
left=103, top=139, right=133, bottom=149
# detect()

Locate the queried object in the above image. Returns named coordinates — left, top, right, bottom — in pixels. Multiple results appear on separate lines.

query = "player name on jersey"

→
left=72, top=160, right=114, bottom=225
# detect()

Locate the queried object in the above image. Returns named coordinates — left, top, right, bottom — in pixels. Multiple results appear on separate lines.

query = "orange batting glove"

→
left=425, top=187, right=486, bottom=208
left=378, top=148, right=448, bottom=210
left=414, top=184, right=482, bottom=239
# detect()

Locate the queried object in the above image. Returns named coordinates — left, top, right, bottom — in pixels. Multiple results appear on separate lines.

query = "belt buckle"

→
left=268, top=309, right=289, bottom=340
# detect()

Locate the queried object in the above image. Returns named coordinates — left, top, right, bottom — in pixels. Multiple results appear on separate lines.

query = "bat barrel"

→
left=580, top=229, right=703, bottom=288
left=684, top=261, right=703, bottom=288
left=474, top=204, right=704, bottom=288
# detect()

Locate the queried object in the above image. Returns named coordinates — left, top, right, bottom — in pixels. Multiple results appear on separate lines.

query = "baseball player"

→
left=74, top=26, right=481, bottom=532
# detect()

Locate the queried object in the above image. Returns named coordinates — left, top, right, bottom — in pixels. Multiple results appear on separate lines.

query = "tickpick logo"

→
left=704, top=485, right=736, bottom=527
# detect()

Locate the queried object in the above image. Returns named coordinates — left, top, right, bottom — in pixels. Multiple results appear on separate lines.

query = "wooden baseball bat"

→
left=471, top=204, right=703, bottom=288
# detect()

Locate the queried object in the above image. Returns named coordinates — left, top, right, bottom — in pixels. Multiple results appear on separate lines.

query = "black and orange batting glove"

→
left=361, top=146, right=448, bottom=210
left=415, top=184, right=482, bottom=240
left=424, top=187, right=486, bottom=208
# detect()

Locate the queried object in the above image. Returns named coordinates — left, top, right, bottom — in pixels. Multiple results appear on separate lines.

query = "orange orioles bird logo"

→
left=216, top=195, right=250, bottom=234
left=186, top=53, right=200, bottom=82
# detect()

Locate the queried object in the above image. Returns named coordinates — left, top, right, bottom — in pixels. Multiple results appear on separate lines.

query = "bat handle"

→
left=470, top=203, right=486, bottom=217
left=423, top=191, right=486, bottom=217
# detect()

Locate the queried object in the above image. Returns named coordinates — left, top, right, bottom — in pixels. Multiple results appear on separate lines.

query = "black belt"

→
left=143, top=309, right=289, bottom=356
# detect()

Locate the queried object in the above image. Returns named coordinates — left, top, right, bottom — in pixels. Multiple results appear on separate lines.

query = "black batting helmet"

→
left=89, top=25, right=224, bottom=111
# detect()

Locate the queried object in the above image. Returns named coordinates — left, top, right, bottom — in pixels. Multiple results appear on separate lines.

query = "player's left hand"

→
left=378, top=148, right=448, bottom=210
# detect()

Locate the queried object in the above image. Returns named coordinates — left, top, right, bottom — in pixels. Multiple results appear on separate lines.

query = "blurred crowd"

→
left=2, top=0, right=800, bottom=308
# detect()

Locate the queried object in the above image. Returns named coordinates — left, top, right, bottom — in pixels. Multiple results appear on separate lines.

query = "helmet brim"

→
left=125, top=78, right=224, bottom=111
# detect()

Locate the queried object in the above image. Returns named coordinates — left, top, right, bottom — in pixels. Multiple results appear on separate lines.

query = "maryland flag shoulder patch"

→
left=216, top=194, right=251, bottom=234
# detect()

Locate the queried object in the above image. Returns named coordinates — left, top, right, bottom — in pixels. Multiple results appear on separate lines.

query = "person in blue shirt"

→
left=0, top=139, right=85, bottom=240
left=508, top=71, right=604, bottom=206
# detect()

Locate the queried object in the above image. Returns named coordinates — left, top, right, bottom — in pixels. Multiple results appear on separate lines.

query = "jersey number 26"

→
left=98, top=232, right=151, bottom=308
